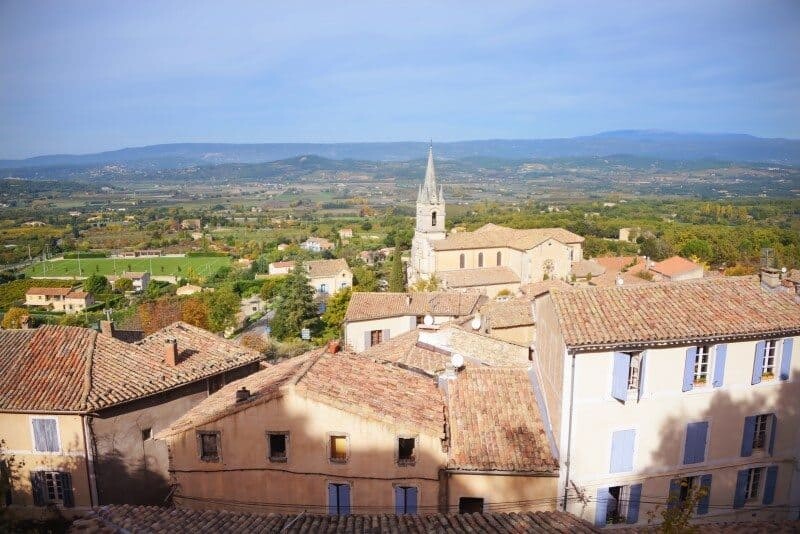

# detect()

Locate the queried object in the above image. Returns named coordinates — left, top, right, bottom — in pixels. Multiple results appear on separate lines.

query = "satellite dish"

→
left=782, top=267, right=787, bottom=274
left=616, top=276, right=624, bottom=286
left=451, top=353, right=464, bottom=368
left=470, top=316, right=481, bottom=330
left=423, top=314, right=434, bottom=326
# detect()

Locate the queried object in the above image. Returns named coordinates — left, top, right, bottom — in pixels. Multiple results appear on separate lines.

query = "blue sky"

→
left=1, top=1, right=798, bottom=158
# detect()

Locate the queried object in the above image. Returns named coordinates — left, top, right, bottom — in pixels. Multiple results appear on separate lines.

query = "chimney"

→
left=405, top=295, right=411, bottom=306
left=100, top=320, right=115, bottom=337
left=165, top=338, right=178, bottom=367
left=760, top=267, right=781, bottom=289
left=235, top=387, right=250, bottom=403
left=326, top=339, right=340, bottom=354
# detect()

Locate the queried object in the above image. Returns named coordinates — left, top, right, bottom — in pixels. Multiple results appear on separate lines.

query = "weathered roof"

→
left=650, top=255, right=703, bottom=277
left=571, top=259, right=606, bottom=278
left=162, top=347, right=445, bottom=438
left=446, top=367, right=558, bottom=473
left=786, top=269, right=800, bottom=284
left=479, top=298, right=535, bottom=329
left=0, top=322, right=262, bottom=413
left=433, top=224, right=583, bottom=252
left=439, top=267, right=520, bottom=288
left=305, top=258, right=350, bottom=278
left=550, top=276, right=800, bottom=350
left=26, top=287, right=73, bottom=296
left=65, top=291, right=90, bottom=299
left=519, top=279, right=573, bottom=298
left=594, top=255, right=646, bottom=273
left=618, top=519, right=800, bottom=533
left=344, top=291, right=485, bottom=322
left=70, top=505, right=600, bottom=533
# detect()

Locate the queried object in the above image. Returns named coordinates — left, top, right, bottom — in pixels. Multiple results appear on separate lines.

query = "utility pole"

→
left=77, top=250, right=83, bottom=277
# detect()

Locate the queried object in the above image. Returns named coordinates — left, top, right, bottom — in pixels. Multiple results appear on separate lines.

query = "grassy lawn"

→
left=24, top=256, right=232, bottom=278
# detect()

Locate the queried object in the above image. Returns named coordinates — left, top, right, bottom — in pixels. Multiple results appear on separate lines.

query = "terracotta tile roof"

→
left=519, top=279, right=573, bottom=298
left=550, top=276, right=800, bottom=350
left=26, top=287, right=73, bottom=296
left=162, top=347, right=445, bottom=438
left=0, top=322, right=262, bottom=413
left=71, top=505, right=600, bottom=533
left=446, top=368, right=558, bottom=473
left=305, top=258, right=350, bottom=278
left=433, top=224, right=583, bottom=252
left=439, top=266, right=520, bottom=288
left=344, top=291, right=486, bottom=322
left=66, top=291, right=90, bottom=299
left=594, top=255, right=645, bottom=273
left=571, top=259, right=606, bottom=278
left=480, top=298, right=535, bottom=329
left=650, top=255, right=703, bottom=277
left=784, top=269, right=800, bottom=284
left=617, top=519, right=800, bottom=533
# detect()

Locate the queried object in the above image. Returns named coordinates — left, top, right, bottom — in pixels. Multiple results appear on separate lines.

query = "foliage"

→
left=321, top=287, right=351, bottom=341
left=260, top=275, right=289, bottom=301
left=724, top=263, right=757, bottom=276
left=186, top=251, right=229, bottom=257
left=647, top=480, right=709, bottom=533
left=58, top=314, right=88, bottom=327
left=114, top=277, right=134, bottom=292
left=83, top=274, right=110, bottom=295
left=388, top=250, right=405, bottom=292
left=1, top=307, right=28, bottom=329
left=270, top=265, right=320, bottom=341
left=680, top=239, right=713, bottom=263
left=352, top=265, right=378, bottom=292
left=138, top=298, right=183, bottom=334
left=205, top=285, right=241, bottom=333
left=180, top=297, right=210, bottom=330
left=410, top=275, right=440, bottom=292
left=640, top=237, right=674, bottom=261
left=63, top=251, right=107, bottom=259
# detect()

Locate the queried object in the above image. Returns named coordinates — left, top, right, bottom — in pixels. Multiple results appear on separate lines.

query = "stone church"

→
left=408, top=147, right=584, bottom=297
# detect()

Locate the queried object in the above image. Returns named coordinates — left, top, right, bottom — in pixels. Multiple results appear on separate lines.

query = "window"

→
left=398, top=437, right=415, bottom=465
left=496, top=251, right=502, bottom=266
left=683, top=421, right=709, bottom=464
left=478, top=252, right=484, bottom=267
left=370, top=330, right=383, bottom=346
left=610, top=429, right=635, bottom=473
left=431, top=212, right=437, bottom=227
left=141, top=428, right=152, bottom=441
left=458, top=497, right=484, bottom=514
left=329, top=435, right=348, bottom=463
left=741, top=413, right=777, bottom=457
left=328, top=482, right=351, bottom=515
left=416, top=315, right=425, bottom=325
left=395, top=486, right=418, bottom=514
left=745, top=467, right=762, bottom=501
left=606, top=486, right=630, bottom=524
left=197, top=431, right=220, bottom=462
left=735, top=466, right=777, bottom=508
left=459, top=254, right=465, bottom=269
left=753, top=415, right=769, bottom=450
left=340, top=282, right=348, bottom=289
left=320, top=283, right=329, bottom=294
left=612, top=351, right=644, bottom=402
left=207, top=374, right=225, bottom=394
left=268, top=432, right=288, bottom=462
left=31, top=471, right=73, bottom=507
left=693, top=345, right=710, bottom=384
left=31, top=418, right=59, bottom=453
left=597, top=483, right=643, bottom=526
left=627, top=353, right=642, bottom=391
left=762, top=340, right=777, bottom=377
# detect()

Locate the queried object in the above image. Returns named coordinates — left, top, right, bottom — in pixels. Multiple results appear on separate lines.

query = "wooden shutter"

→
left=682, top=347, right=696, bottom=392
left=637, top=352, right=647, bottom=401
left=32, top=419, right=58, bottom=452
left=762, top=466, right=778, bottom=505
left=327, top=483, right=338, bottom=515
left=594, top=487, right=609, bottom=526
left=768, top=414, right=778, bottom=456
left=611, top=352, right=629, bottom=402
left=780, top=338, right=793, bottom=381
left=733, top=470, right=748, bottom=509
left=667, top=478, right=680, bottom=510
left=712, top=344, right=727, bottom=387
left=741, top=416, right=756, bottom=457
left=363, top=331, right=371, bottom=350
left=339, top=484, right=351, bottom=515
left=752, top=341, right=765, bottom=384
left=683, top=422, right=708, bottom=464
left=627, top=483, right=642, bottom=524
left=60, top=472, right=74, bottom=508
left=382, top=329, right=390, bottom=343
left=697, top=474, right=712, bottom=515
left=394, top=486, right=405, bottom=515
left=30, top=472, right=45, bottom=506
left=609, top=429, right=635, bottom=473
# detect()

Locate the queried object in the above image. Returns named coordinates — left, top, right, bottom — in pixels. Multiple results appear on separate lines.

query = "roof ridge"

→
left=291, top=348, right=327, bottom=386
left=79, top=330, right=97, bottom=412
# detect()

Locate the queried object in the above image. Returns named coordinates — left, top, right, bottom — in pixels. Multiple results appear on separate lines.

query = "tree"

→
left=352, top=265, right=378, bottom=292
left=388, top=250, right=405, bottom=292
left=321, top=287, right=351, bottom=341
left=680, top=239, right=712, bottom=263
left=646, top=480, right=708, bottom=533
left=84, top=274, right=110, bottom=294
left=181, top=297, right=210, bottom=330
left=205, top=285, right=240, bottom=333
left=271, top=265, right=319, bottom=341
left=640, top=237, right=674, bottom=261
left=410, top=275, right=440, bottom=292
left=260, top=276, right=288, bottom=302
left=114, top=277, right=134, bottom=292
left=1, top=308, right=28, bottom=329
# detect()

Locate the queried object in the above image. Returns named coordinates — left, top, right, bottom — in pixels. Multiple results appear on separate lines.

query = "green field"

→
left=25, top=256, right=232, bottom=278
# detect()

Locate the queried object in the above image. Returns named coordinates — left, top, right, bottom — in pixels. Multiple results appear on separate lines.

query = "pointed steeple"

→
left=418, top=143, right=440, bottom=204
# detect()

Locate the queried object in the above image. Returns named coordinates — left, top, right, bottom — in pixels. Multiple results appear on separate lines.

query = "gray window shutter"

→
left=406, top=487, right=417, bottom=514
left=637, top=352, right=647, bottom=401
left=32, top=419, right=58, bottom=452
left=683, top=421, right=708, bottom=464
left=762, top=466, right=778, bottom=505
left=741, top=416, right=756, bottom=457
left=60, top=472, right=74, bottom=508
left=667, top=478, right=680, bottom=510
left=395, top=486, right=405, bottom=515
left=768, top=414, right=778, bottom=456
left=363, top=331, right=371, bottom=349
left=780, top=338, right=793, bottom=381
left=339, top=484, right=351, bottom=515
left=697, top=474, right=712, bottom=515
left=733, top=470, right=748, bottom=508
left=611, top=352, right=629, bottom=402
left=327, top=483, right=338, bottom=515
left=30, top=472, right=45, bottom=506
left=382, top=329, right=390, bottom=343
left=752, top=341, right=765, bottom=384
left=712, top=344, right=727, bottom=387
left=682, top=347, right=696, bottom=392
left=627, top=483, right=642, bottom=524
left=594, top=487, right=609, bottom=526
left=609, top=429, right=635, bottom=473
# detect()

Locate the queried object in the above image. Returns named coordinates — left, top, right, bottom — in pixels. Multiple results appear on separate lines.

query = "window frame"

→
left=606, top=485, right=631, bottom=525
left=267, top=431, right=289, bottom=463
left=762, top=340, right=777, bottom=377
left=396, top=435, right=417, bottom=466
left=196, top=430, right=221, bottom=462
left=459, top=254, right=465, bottom=269
left=744, top=467, right=763, bottom=501
left=141, top=428, right=152, bottom=441
left=369, top=329, right=383, bottom=346
left=496, top=251, right=502, bottom=266
left=693, top=345, right=711, bottom=385
left=30, top=416, right=61, bottom=453
left=627, top=352, right=642, bottom=392
left=327, top=433, right=350, bottom=464
left=394, top=484, right=419, bottom=514
left=752, top=415, right=770, bottom=451
left=42, top=471, right=65, bottom=505
left=478, top=252, right=484, bottom=267
left=328, top=481, right=352, bottom=515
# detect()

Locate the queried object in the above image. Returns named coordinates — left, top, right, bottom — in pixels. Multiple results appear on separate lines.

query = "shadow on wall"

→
left=94, top=449, right=170, bottom=506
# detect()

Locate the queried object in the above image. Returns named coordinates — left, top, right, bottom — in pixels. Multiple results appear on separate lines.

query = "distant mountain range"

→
left=2, top=131, right=799, bottom=169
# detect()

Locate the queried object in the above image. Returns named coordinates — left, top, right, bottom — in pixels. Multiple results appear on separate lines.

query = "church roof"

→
left=417, top=145, right=442, bottom=204
left=433, top=224, right=583, bottom=251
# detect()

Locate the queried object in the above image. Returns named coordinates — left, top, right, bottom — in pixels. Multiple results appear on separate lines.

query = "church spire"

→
left=418, top=143, right=440, bottom=204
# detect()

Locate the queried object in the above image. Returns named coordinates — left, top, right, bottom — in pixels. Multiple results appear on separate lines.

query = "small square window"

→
left=141, top=428, right=152, bottom=441
left=268, top=432, right=288, bottom=462
left=198, top=431, right=220, bottom=462
left=458, top=497, right=484, bottom=514
left=330, top=435, right=348, bottom=462
left=398, top=437, right=415, bottom=464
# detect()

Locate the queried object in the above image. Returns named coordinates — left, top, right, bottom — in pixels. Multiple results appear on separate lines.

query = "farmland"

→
left=24, top=256, right=232, bottom=278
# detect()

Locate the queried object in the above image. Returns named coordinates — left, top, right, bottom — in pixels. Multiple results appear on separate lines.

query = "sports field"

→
left=25, top=256, right=232, bottom=278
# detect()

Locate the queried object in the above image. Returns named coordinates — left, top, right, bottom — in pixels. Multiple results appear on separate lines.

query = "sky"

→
left=1, top=1, right=799, bottom=159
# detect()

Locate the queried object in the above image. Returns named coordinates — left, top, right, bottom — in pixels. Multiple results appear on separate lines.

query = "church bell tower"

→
left=409, top=144, right=446, bottom=282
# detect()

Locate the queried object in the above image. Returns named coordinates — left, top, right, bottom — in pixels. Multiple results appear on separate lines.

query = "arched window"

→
left=459, top=254, right=465, bottom=269
left=497, top=251, right=502, bottom=266
left=478, top=252, right=484, bottom=267
left=431, top=212, right=437, bottom=227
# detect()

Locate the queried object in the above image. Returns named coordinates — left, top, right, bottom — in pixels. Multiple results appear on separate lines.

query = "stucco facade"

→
left=345, top=315, right=453, bottom=353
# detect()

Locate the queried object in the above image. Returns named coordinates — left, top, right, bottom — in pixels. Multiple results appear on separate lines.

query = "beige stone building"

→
left=306, top=258, right=352, bottom=296
left=650, top=255, right=704, bottom=282
left=24, top=287, right=94, bottom=314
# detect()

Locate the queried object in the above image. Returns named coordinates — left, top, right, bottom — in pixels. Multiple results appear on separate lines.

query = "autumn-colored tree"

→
left=139, top=298, right=182, bottom=334
left=1, top=307, right=28, bottom=329
left=181, top=297, right=210, bottom=329
left=114, top=277, right=134, bottom=292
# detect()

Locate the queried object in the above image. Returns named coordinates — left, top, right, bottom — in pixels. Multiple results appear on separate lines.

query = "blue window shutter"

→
left=768, top=414, right=778, bottom=456
left=30, top=472, right=45, bottom=506
left=339, top=484, right=351, bottom=515
left=752, top=341, right=765, bottom=384
left=667, top=478, right=680, bottom=510
left=327, top=483, right=338, bottom=515
left=780, top=338, right=793, bottom=381
left=395, top=486, right=405, bottom=514
left=762, top=466, right=778, bottom=505
left=733, top=470, right=748, bottom=509
left=682, top=347, right=696, bottom=392
left=741, top=416, right=756, bottom=457
left=406, top=487, right=418, bottom=514
left=683, top=422, right=708, bottom=464
left=712, top=344, right=727, bottom=387
left=627, top=483, right=642, bottom=524
left=610, top=429, right=635, bottom=473
left=611, top=352, right=629, bottom=401
left=60, top=473, right=74, bottom=508
left=363, top=331, right=371, bottom=349
left=637, top=352, right=647, bottom=401
left=595, top=487, right=609, bottom=526
left=697, top=474, right=712, bottom=515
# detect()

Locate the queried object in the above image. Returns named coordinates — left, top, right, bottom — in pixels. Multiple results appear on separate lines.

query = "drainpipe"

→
left=82, top=415, right=99, bottom=506
left=562, top=350, right=576, bottom=512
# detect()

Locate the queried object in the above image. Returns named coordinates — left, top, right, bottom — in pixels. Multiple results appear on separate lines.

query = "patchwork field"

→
left=24, top=256, right=232, bottom=278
